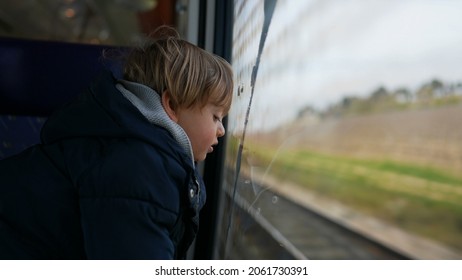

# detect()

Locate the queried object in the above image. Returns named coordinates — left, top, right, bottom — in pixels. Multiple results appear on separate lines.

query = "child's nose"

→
left=217, top=121, right=225, bottom=137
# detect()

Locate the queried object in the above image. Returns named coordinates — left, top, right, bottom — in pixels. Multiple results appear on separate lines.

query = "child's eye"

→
left=213, top=115, right=222, bottom=123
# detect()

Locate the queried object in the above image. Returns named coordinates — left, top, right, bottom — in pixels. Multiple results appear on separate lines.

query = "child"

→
left=0, top=26, right=233, bottom=259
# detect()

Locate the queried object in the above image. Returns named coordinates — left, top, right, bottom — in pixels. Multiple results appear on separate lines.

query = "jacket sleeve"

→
left=79, top=196, right=178, bottom=259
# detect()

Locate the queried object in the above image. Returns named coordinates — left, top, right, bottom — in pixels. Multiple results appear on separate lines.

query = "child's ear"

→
left=161, top=90, right=179, bottom=122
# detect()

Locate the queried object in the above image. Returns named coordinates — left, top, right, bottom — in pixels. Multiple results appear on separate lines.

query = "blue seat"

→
left=0, top=37, right=123, bottom=159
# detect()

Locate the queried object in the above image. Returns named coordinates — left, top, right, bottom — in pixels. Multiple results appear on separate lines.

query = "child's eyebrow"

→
left=212, top=105, right=226, bottom=113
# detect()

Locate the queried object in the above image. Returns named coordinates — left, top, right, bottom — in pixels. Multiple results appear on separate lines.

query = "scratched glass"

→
left=218, top=0, right=462, bottom=260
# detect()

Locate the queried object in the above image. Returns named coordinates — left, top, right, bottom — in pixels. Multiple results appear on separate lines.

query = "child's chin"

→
left=195, top=154, right=207, bottom=162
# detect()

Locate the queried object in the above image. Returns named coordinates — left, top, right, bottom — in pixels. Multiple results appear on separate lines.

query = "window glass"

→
left=220, top=0, right=462, bottom=259
left=0, top=0, right=175, bottom=45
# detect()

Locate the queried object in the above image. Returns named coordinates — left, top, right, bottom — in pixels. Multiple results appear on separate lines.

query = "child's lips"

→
left=209, top=142, right=218, bottom=153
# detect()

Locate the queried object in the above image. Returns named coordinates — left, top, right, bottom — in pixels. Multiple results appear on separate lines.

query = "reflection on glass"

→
left=221, top=0, right=462, bottom=259
left=0, top=0, right=171, bottom=45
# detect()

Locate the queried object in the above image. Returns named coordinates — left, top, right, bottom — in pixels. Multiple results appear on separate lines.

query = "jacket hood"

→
left=40, top=70, right=193, bottom=166
left=116, top=79, right=194, bottom=164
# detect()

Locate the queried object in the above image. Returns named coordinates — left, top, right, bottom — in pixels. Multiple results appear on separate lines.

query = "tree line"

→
left=297, top=78, right=462, bottom=119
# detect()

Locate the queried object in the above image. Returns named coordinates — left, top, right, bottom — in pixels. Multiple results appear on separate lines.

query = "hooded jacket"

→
left=0, top=70, right=206, bottom=259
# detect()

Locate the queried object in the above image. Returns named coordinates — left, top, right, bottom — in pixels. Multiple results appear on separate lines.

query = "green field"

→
left=246, top=143, right=462, bottom=251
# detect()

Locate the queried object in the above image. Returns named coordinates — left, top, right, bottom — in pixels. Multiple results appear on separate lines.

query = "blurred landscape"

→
left=240, top=78, right=462, bottom=252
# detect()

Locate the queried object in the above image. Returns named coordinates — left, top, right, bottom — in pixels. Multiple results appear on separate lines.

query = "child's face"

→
left=175, top=103, right=226, bottom=162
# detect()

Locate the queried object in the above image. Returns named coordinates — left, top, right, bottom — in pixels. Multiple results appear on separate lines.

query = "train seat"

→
left=0, top=37, right=122, bottom=159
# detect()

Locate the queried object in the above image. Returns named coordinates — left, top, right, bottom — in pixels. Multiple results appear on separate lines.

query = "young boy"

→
left=0, top=26, right=233, bottom=259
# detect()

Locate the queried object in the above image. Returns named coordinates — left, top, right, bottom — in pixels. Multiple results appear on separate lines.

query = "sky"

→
left=230, top=0, right=462, bottom=132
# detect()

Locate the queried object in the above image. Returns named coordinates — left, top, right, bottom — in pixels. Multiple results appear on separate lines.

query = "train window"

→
left=218, top=0, right=462, bottom=259
left=0, top=0, right=176, bottom=45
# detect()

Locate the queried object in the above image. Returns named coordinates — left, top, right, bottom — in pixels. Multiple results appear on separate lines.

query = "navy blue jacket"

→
left=0, top=71, right=206, bottom=259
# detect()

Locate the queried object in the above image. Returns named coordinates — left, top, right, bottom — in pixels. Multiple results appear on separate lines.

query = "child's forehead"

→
left=210, top=91, right=232, bottom=111
left=193, top=102, right=227, bottom=116
left=203, top=102, right=226, bottom=111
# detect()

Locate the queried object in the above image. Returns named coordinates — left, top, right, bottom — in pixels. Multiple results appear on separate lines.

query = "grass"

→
left=245, top=142, right=462, bottom=251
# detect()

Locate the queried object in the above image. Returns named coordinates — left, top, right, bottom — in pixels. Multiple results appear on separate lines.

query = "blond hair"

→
left=123, top=26, right=233, bottom=113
